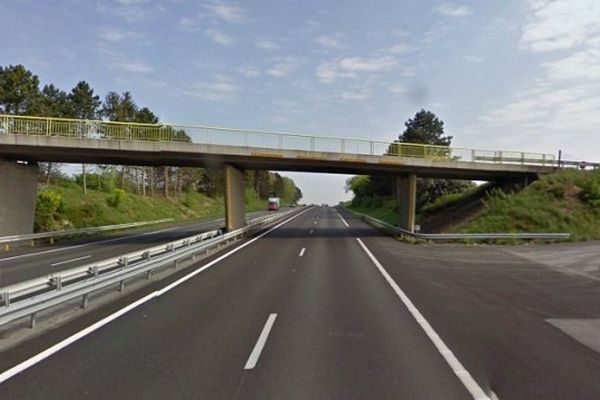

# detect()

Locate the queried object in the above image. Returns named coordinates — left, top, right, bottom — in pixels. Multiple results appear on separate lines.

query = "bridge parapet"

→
left=0, top=114, right=556, bottom=167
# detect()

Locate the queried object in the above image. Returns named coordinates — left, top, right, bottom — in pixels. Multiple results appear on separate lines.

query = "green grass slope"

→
left=34, top=180, right=267, bottom=232
left=459, top=170, right=600, bottom=240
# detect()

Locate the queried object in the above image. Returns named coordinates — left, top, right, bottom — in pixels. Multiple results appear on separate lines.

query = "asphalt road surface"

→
left=0, top=211, right=270, bottom=287
left=0, top=206, right=599, bottom=399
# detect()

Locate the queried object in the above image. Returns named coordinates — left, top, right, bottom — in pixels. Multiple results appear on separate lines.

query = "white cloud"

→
left=464, top=55, right=484, bottom=63
left=341, top=90, right=370, bottom=101
left=389, top=43, right=412, bottom=54
left=266, top=57, right=299, bottom=77
left=543, top=38, right=600, bottom=81
left=205, top=29, right=234, bottom=45
left=521, top=0, right=600, bottom=52
left=339, top=56, right=396, bottom=72
left=315, top=61, right=355, bottom=83
left=255, top=38, right=279, bottom=50
left=178, top=16, right=202, bottom=32
left=237, top=65, right=261, bottom=77
left=184, top=75, right=238, bottom=102
left=316, top=33, right=344, bottom=48
left=203, top=2, right=244, bottom=23
left=97, top=0, right=162, bottom=22
left=434, top=3, right=472, bottom=17
left=315, top=56, right=397, bottom=83
left=467, top=1, right=600, bottom=158
left=98, top=28, right=143, bottom=42
left=111, top=60, right=153, bottom=73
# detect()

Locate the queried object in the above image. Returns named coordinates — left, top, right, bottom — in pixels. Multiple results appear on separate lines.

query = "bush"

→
left=35, top=190, right=65, bottom=231
left=107, top=188, right=126, bottom=207
left=183, top=191, right=198, bottom=208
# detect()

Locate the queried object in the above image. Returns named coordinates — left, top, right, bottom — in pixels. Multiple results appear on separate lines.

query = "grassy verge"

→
left=345, top=198, right=399, bottom=226
left=35, top=180, right=267, bottom=232
left=460, top=169, right=600, bottom=240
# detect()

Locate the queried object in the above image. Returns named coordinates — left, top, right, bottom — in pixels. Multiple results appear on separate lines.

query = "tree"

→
left=135, top=107, right=158, bottom=123
left=399, top=109, right=452, bottom=146
left=69, top=81, right=101, bottom=194
left=69, top=81, right=100, bottom=119
left=38, top=84, right=70, bottom=117
left=0, top=65, right=40, bottom=114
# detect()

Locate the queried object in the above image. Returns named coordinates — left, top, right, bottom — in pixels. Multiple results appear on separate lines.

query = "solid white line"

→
left=244, top=313, right=277, bottom=370
left=0, top=208, right=311, bottom=385
left=299, top=247, right=306, bottom=257
left=355, top=238, right=491, bottom=400
left=336, top=212, right=350, bottom=227
left=50, top=255, right=91, bottom=267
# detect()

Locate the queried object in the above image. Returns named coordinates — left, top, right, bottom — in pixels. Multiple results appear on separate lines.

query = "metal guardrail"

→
left=0, top=218, right=174, bottom=246
left=345, top=208, right=571, bottom=241
left=0, top=209, right=298, bottom=328
left=0, top=114, right=556, bottom=166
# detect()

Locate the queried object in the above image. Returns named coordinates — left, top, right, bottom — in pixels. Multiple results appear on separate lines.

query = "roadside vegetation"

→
left=459, top=169, right=600, bottom=240
left=34, top=173, right=298, bottom=232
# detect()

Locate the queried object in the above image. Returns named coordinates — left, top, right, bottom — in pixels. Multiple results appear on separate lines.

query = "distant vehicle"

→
left=268, top=197, right=280, bottom=211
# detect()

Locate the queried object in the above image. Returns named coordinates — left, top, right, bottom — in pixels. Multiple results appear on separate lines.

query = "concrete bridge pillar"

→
left=0, top=160, right=39, bottom=236
left=396, top=173, right=417, bottom=232
left=224, top=164, right=246, bottom=232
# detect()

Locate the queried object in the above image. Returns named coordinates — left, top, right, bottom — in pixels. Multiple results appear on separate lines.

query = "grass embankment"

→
left=346, top=199, right=399, bottom=227
left=35, top=180, right=267, bottom=232
left=347, top=170, right=600, bottom=241
left=460, top=170, right=600, bottom=240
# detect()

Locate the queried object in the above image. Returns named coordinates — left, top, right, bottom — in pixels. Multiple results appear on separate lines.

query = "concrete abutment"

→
left=0, top=159, right=38, bottom=236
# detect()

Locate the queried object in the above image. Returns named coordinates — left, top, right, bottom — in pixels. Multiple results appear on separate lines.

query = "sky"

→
left=1, top=0, right=600, bottom=204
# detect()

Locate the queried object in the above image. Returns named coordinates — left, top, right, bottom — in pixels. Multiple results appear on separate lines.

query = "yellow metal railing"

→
left=0, top=114, right=556, bottom=166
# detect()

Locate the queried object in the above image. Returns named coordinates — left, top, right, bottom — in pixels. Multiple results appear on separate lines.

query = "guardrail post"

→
left=1, top=292, right=9, bottom=308
left=146, top=270, right=152, bottom=280
left=81, top=293, right=89, bottom=309
left=120, top=257, right=129, bottom=269
left=30, top=312, right=37, bottom=328
left=53, top=276, right=63, bottom=290
left=370, top=141, right=374, bottom=155
left=119, top=281, right=125, bottom=292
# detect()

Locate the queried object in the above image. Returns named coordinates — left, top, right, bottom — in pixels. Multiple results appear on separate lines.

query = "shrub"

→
left=35, top=190, right=65, bottom=231
left=107, top=188, right=126, bottom=207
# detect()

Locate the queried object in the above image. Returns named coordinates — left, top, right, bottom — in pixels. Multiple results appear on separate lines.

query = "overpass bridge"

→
left=0, top=114, right=557, bottom=236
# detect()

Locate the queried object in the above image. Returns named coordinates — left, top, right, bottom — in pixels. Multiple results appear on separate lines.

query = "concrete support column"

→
left=0, top=160, right=39, bottom=236
left=396, top=173, right=417, bottom=232
left=224, top=164, right=246, bottom=232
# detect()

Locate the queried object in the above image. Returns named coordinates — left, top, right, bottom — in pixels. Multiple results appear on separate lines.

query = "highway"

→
left=0, top=211, right=269, bottom=287
left=0, top=206, right=599, bottom=399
